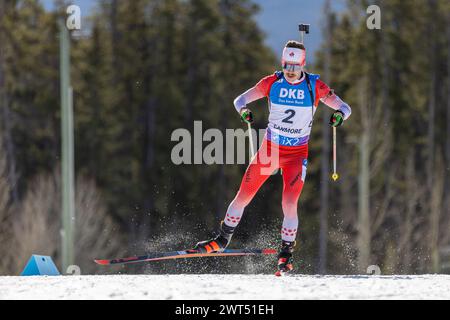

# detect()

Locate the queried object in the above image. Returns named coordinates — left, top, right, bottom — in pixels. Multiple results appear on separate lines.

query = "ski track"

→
left=0, top=275, right=449, bottom=300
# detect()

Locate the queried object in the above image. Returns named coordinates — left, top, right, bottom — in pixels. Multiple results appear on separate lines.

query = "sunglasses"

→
left=282, top=63, right=302, bottom=72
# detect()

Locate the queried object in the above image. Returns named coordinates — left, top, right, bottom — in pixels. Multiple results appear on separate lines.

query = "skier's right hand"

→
left=329, top=111, right=344, bottom=127
left=240, top=107, right=253, bottom=124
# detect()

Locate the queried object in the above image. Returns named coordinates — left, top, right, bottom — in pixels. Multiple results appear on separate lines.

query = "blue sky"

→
left=41, top=0, right=346, bottom=61
left=255, top=0, right=346, bottom=61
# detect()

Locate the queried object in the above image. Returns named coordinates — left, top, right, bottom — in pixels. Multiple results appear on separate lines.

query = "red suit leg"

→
left=224, top=140, right=279, bottom=227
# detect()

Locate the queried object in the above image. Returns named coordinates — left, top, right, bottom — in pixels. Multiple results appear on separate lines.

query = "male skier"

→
left=194, top=40, right=352, bottom=275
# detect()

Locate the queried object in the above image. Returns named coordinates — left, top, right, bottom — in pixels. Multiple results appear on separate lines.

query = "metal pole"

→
left=332, top=127, right=339, bottom=181
left=59, top=19, right=75, bottom=272
left=248, top=122, right=255, bottom=158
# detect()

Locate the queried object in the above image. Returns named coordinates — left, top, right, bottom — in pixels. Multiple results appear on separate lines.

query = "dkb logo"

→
left=279, top=88, right=305, bottom=100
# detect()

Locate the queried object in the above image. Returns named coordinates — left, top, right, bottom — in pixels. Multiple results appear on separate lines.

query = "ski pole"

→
left=331, top=126, right=339, bottom=181
left=248, top=122, right=255, bottom=158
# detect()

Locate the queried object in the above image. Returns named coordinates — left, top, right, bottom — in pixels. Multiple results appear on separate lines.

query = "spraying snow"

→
left=1, top=274, right=449, bottom=300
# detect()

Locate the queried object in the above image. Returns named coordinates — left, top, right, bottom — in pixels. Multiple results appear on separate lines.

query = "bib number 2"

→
left=282, top=109, right=296, bottom=124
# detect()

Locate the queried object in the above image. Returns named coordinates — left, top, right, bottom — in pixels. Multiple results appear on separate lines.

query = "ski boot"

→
left=275, top=240, right=295, bottom=277
left=193, top=221, right=235, bottom=253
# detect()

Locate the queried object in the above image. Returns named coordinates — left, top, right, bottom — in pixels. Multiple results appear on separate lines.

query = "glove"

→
left=330, top=111, right=344, bottom=127
left=240, top=107, right=253, bottom=124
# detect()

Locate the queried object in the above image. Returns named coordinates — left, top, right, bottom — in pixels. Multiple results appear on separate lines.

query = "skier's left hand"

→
left=240, top=107, right=254, bottom=124
left=330, top=111, right=344, bottom=127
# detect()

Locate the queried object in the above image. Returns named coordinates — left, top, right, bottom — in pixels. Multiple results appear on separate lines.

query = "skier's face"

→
left=283, top=69, right=302, bottom=82
left=282, top=62, right=302, bottom=82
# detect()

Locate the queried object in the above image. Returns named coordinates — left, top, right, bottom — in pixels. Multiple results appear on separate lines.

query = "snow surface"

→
left=1, top=274, right=450, bottom=300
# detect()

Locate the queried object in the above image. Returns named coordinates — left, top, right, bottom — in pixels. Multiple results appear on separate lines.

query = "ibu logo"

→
left=279, top=88, right=305, bottom=100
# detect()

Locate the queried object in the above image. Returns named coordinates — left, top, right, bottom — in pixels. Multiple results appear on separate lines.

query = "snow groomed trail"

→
left=1, top=274, right=449, bottom=300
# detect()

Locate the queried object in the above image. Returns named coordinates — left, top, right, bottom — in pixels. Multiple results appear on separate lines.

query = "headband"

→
left=282, top=47, right=306, bottom=66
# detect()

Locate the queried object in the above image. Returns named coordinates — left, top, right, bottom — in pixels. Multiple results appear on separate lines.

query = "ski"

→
left=95, top=248, right=277, bottom=266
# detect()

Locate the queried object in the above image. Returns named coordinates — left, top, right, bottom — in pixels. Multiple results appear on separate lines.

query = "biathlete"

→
left=194, top=40, right=352, bottom=275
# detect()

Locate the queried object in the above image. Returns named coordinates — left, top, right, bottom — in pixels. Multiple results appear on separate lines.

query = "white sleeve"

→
left=233, top=85, right=266, bottom=113
left=320, top=92, right=352, bottom=120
